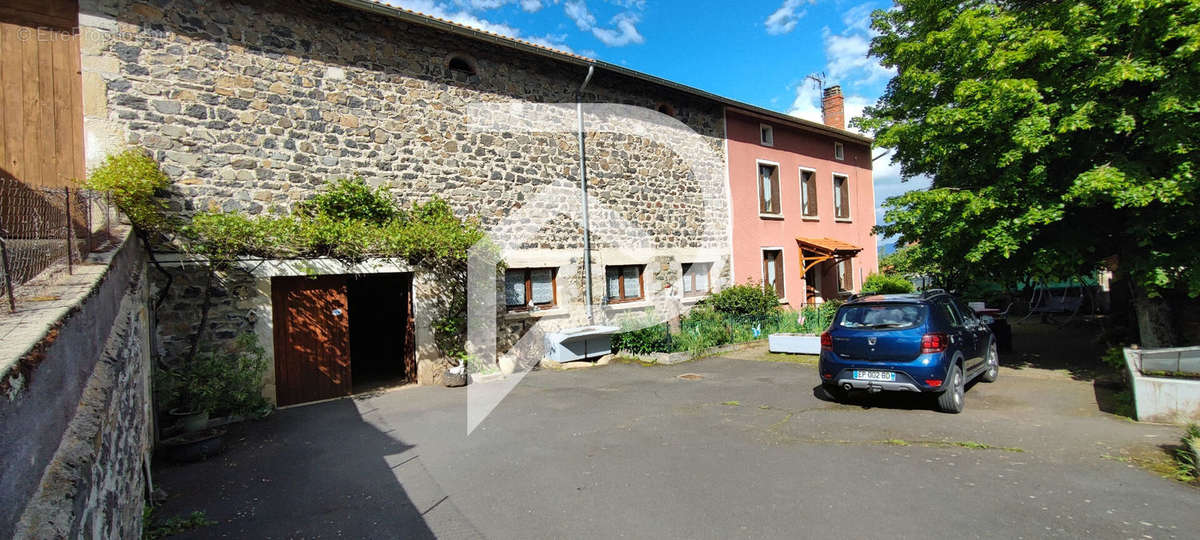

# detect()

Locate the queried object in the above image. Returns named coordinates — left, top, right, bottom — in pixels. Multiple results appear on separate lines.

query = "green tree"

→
left=859, top=0, right=1200, bottom=347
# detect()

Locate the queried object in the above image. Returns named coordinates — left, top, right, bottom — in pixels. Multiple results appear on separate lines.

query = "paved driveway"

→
left=156, top=350, right=1199, bottom=539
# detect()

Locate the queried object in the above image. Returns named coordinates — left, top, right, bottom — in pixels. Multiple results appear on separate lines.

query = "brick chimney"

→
left=821, top=85, right=844, bottom=130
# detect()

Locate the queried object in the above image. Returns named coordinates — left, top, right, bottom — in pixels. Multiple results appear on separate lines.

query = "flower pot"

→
left=169, top=408, right=210, bottom=433
left=161, top=428, right=226, bottom=462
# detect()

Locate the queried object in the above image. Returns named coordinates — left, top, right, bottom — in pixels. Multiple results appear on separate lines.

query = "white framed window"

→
left=799, top=166, right=818, bottom=219
left=760, top=124, right=774, bottom=146
left=761, top=248, right=786, bottom=300
left=756, top=159, right=782, bottom=217
left=833, top=173, right=851, bottom=221
left=834, top=141, right=844, bottom=161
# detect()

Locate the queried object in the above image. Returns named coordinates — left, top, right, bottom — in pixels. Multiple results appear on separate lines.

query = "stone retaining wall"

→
left=1, top=233, right=152, bottom=538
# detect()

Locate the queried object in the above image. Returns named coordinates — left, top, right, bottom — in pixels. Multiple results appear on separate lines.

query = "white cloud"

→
left=765, top=0, right=813, bottom=35
left=527, top=33, right=575, bottom=53
left=564, top=0, right=597, bottom=30
left=520, top=0, right=544, bottom=12
left=787, top=82, right=823, bottom=122
left=592, top=13, right=644, bottom=46
left=564, top=1, right=644, bottom=47
left=823, top=29, right=893, bottom=87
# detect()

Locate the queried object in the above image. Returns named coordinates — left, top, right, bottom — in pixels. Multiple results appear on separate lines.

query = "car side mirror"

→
left=980, top=315, right=995, bottom=325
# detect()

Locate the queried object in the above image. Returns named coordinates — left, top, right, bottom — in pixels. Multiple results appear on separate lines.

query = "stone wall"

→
left=0, top=233, right=152, bottom=539
left=79, top=0, right=733, bottom=384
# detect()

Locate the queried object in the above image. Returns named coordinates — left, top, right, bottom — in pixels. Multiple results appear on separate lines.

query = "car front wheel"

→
left=937, top=364, right=965, bottom=414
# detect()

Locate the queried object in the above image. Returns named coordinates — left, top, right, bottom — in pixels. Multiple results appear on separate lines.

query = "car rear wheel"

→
left=980, top=340, right=999, bottom=383
left=937, top=364, right=965, bottom=414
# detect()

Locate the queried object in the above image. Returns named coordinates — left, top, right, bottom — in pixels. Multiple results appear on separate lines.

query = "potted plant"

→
left=158, top=334, right=270, bottom=461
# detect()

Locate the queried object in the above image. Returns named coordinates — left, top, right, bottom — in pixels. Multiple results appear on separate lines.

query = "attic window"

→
left=447, top=54, right=478, bottom=80
left=834, top=141, right=845, bottom=160
left=760, top=124, right=774, bottom=146
left=656, top=103, right=676, bottom=117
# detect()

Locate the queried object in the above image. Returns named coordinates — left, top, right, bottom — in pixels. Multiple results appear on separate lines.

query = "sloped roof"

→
left=328, top=0, right=874, bottom=145
left=796, top=237, right=863, bottom=254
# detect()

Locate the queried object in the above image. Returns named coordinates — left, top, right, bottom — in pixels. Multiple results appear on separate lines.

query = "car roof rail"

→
left=921, top=288, right=947, bottom=299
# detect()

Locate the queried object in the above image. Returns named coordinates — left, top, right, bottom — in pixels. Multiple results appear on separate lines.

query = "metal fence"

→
left=0, top=174, right=115, bottom=312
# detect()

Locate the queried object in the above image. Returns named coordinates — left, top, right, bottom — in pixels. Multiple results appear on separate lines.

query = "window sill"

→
left=801, top=216, right=820, bottom=222
left=758, top=213, right=785, bottom=220
left=681, top=294, right=708, bottom=305
left=603, top=300, right=651, bottom=311
left=502, top=307, right=568, bottom=320
left=834, top=218, right=853, bottom=223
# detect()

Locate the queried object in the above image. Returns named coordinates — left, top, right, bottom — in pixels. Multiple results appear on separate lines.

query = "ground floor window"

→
left=837, top=259, right=854, bottom=292
left=762, top=249, right=785, bottom=298
left=505, top=267, right=557, bottom=311
left=682, top=262, right=712, bottom=296
left=605, top=265, right=644, bottom=303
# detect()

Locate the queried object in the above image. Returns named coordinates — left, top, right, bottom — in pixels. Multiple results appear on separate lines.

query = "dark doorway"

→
left=271, top=272, right=414, bottom=406
left=347, top=272, right=415, bottom=393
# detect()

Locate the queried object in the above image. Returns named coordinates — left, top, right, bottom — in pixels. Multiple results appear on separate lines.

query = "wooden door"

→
left=272, top=275, right=352, bottom=406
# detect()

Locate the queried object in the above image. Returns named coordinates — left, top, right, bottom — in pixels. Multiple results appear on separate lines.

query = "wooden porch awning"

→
left=797, top=237, right=862, bottom=274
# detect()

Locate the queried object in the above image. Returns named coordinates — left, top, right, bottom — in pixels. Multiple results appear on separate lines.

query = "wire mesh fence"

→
left=0, top=174, right=116, bottom=312
left=612, top=302, right=842, bottom=356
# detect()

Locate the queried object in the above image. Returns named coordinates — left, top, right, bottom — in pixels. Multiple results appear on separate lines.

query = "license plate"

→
left=853, top=370, right=895, bottom=382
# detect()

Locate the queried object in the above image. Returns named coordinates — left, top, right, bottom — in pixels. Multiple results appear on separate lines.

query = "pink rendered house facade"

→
left=724, top=86, right=878, bottom=306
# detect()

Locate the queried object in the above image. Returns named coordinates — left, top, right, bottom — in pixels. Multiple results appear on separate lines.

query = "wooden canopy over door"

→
left=797, top=237, right=862, bottom=301
left=272, top=275, right=352, bottom=406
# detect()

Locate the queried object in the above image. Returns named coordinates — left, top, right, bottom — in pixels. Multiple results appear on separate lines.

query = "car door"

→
left=949, top=300, right=985, bottom=372
left=937, top=299, right=978, bottom=372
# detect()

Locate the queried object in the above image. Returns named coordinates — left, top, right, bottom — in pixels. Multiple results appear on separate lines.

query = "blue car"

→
left=818, top=290, right=999, bottom=413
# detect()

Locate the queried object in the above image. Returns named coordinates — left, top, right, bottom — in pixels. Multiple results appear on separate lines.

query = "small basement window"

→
left=760, top=124, right=774, bottom=146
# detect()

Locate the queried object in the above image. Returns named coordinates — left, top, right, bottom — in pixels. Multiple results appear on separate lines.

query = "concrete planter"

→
left=1123, top=347, right=1200, bottom=424
left=768, top=333, right=821, bottom=355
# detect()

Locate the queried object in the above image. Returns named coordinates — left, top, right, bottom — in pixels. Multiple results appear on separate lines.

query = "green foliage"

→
left=299, top=177, right=397, bottom=224
left=183, top=195, right=484, bottom=266
left=143, top=507, right=214, bottom=540
left=82, top=148, right=171, bottom=233
left=858, top=1, right=1200, bottom=339
left=700, top=282, right=781, bottom=318
left=1101, top=346, right=1129, bottom=372
left=157, top=334, right=270, bottom=416
left=861, top=273, right=915, bottom=295
left=611, top=322, right=675, bottom=355
left=1175, top=424, right=1199, bottom=482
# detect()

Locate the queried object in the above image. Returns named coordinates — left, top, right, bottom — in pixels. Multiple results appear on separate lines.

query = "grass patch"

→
left=143, top=507, right=215, bottom=539
left=877, top=439, right=1024, bottom=452
left=721, top=400, right=741, bottom=406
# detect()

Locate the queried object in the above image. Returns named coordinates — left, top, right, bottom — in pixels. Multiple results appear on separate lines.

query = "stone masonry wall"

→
left=79, top=0, right=732, bottom=377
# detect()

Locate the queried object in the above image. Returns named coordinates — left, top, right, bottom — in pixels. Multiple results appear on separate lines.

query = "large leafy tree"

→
left=860, top=0, right=1200, bottom=346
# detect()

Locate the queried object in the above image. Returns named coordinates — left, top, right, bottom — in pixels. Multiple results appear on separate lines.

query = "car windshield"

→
left=836, top=304, right=926, bottom=330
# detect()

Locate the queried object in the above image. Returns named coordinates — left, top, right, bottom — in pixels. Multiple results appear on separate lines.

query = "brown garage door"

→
left=272, top=275, right=352, bottom=406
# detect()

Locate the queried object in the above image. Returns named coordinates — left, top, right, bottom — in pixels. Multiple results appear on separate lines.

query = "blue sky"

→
left=386, top=0, right=929, bottom=235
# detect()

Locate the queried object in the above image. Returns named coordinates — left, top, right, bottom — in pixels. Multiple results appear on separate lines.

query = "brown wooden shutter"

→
left=774, top=252, right=785, bottom=297
left=770, top=168, right=781, bottom=214
left=804, top=172, right=818, bottom=216
left=841, top=260, right=854, bottom=290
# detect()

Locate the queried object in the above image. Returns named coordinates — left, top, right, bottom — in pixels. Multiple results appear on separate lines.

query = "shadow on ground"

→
left=152, top=398, right=447, bottom=539
left=999, top=318, right=1119, bottom=382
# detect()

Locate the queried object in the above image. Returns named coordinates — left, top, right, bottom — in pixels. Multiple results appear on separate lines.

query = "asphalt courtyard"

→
left=156, top=336, right=1200, bottom=539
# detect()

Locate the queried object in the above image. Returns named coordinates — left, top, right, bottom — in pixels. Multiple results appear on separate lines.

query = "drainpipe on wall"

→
left=577, top=64, right=596, bottom=324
